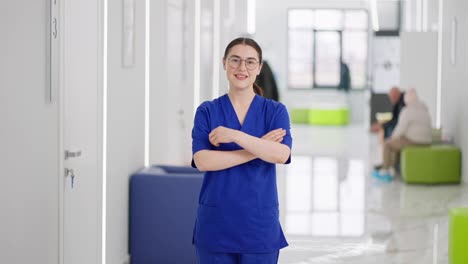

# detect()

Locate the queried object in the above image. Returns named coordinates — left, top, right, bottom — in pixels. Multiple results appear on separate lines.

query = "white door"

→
left=61, top=0, right=103, bottom=263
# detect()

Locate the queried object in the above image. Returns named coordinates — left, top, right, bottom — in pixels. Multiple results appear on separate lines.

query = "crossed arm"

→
left=193, top=127, right=291, bottom=172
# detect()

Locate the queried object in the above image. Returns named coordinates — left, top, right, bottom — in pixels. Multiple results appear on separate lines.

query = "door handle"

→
left=65, top=168, right=76, bottom=188
left=65, top=150, right=82, bottom=159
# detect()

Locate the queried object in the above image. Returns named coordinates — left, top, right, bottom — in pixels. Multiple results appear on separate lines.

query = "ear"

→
left=222, top=58, right=227, bottom=70
left=256, top=62, right=263, bottom=75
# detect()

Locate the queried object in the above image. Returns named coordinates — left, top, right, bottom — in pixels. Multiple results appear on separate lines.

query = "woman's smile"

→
left=234, top=73, right=248, bottom=80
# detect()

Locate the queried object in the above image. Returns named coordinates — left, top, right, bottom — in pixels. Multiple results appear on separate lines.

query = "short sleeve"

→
left=271, top=104, right=293, bottom=164
left=191, top=104, right=212, bottom=168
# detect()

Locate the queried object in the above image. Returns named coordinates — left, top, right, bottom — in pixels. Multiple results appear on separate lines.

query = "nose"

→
left=238, top=60, right=247, bottom=70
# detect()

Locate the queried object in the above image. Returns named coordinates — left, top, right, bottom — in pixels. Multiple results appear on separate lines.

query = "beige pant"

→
left=382, top=137, right=429, bottom=169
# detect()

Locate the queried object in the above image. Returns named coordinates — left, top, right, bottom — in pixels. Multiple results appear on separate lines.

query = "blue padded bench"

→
left=130, top=166, right=203, bottom=264
left=151, top=164, right=200, bottom=174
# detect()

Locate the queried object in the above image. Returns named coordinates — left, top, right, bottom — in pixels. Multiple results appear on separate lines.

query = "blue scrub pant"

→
left=195, top=247, right=279, bottom=264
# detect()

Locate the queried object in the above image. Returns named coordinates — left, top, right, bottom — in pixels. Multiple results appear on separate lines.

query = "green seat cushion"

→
left=308, top=108, right=349, bottom=125
left=450, top=208, right=468, bottom=264
left=401, top=145, right=461, bottom=184
left=290, top=107, right=349, bottom=125
left=290, top=108, right=310, bottom=124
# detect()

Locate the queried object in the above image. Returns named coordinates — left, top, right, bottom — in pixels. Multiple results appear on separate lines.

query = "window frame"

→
left=287, top=8, right=370, bottom=91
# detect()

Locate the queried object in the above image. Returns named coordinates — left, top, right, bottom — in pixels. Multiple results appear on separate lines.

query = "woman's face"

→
left=223, top=44, right=262, bottom=91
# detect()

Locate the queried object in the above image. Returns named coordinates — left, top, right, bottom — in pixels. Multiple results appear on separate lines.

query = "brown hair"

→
left=223, top=37, right=264, bottom=96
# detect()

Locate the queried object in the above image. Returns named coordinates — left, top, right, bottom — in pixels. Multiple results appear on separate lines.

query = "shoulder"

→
left=399, top=106, right=409, bottom=116
left=259, top=96, right=288, bottom=113
left=399, top=106, right=416, bottom=120
left=403, top=103, right=422, bottom=113
left=196, top=95, right=226, bottom=112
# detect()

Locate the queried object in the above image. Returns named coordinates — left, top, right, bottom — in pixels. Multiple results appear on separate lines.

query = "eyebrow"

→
left=229, top=55, right=258, bottom=61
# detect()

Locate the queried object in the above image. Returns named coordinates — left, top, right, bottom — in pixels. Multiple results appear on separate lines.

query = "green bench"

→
left=450, top=208, right=468, bottom=264
left=401, top=145, right=461, bottom=184
left=290, top=107, right=349, bottom=125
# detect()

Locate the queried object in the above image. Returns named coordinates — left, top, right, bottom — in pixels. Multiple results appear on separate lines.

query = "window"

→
left=288, top=9, right=369, bottom=90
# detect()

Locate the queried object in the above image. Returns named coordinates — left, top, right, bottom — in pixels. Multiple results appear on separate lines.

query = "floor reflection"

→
left=276, top=124, right=468, bottom=264
left=284, top=156, right=365, bottom=237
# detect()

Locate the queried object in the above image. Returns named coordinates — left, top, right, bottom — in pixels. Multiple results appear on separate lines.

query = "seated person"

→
left=371, top=86, right=406, bottom=140
left=373, top=88, right=432, bottom=179
left=371, top=86, right=405, bottom=170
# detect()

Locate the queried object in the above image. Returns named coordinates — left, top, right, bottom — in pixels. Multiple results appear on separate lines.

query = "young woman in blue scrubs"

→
left=191, top=37, right=292, bottom=264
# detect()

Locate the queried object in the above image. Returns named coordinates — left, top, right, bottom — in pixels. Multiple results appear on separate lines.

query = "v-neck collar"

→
left=224, top=93, right=258, bottom=130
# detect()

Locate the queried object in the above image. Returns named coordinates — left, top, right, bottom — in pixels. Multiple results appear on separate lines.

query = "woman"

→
left=191, top=37, right=293, bottom=263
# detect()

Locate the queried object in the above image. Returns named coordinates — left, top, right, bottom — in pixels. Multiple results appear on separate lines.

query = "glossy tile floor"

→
left=276, top=124, right=468, bottom=264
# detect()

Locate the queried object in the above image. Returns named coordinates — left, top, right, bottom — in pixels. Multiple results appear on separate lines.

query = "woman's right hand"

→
left=209, top=126, right=239, bottom=147
left=261, top=128, right=286, bottom=143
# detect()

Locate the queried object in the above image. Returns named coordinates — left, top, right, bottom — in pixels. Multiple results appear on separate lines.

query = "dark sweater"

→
left=383, top=92, right=406, bottom=139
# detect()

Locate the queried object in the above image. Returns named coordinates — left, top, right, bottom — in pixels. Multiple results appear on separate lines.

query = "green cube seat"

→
left=401, top=145, right=461, bottom=184
left=290, top=108, right=310, bottom=124
left=290, top=107, right=349, bottom=125
left=308, top=108, right=349, bottom=125
left=450, top=208, right=468, bottom=264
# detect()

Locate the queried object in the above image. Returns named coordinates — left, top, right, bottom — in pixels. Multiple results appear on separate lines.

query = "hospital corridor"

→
left=277, top=124, right=468, bottom=263
left=2, top=0, right=468, bottom=264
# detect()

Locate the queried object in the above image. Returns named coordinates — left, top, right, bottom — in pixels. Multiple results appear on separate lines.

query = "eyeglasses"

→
left=227, top=57, right=259, bottom=70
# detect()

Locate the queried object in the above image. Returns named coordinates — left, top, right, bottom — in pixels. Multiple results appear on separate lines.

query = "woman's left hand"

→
left=209, top=126, right=239, bottom=147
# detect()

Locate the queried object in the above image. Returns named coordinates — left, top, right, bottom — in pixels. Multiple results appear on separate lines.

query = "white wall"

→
left=106, top=0, right=146, bottom=263
left=373, top=36, right=400, bottom=93
left=148, top=0, right=167, bottom=165
left=149, top=0, right=194, bottom=166
left=402, top=0, right=440, bottom=32
left=439, top=0, right=468, bottom=182
left=400, top=32, right=438, bottom=126
left=0, top=1, right=59, bottom=263
left=200, top=0, right=215, bottom=102
left=255, top=0, right=370, bottom=123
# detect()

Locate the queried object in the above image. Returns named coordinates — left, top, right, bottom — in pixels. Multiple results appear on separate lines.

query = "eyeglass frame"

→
left=225, top=56, right=261, bottom=70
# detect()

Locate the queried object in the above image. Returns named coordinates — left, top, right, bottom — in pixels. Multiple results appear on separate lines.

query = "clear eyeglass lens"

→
left=228, top=57, right=258, bottom=70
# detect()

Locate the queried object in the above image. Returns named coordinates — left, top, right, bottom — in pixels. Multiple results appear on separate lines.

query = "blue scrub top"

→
left=191, top=94, right=292, bottom=253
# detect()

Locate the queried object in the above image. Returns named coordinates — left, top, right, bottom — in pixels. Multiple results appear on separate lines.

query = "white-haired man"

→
left=373, top=88, right=433, bottom=180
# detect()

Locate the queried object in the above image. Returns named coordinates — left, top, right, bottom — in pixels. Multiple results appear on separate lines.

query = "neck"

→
left=228, top=87, right=255, bottom=105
